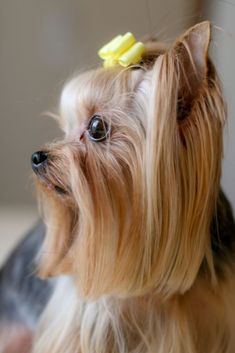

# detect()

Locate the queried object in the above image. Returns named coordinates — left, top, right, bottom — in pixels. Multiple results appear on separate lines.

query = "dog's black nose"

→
left=31, top=151, right=48, bottom=169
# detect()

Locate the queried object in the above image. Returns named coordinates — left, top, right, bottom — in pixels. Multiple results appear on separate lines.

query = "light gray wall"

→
left=0, top=0, right=201, bottom=205
left=203, top=0, right=235, bottom=210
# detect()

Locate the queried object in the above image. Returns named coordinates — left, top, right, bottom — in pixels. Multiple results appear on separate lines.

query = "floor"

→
left=0, top=205, right=38, bottom=266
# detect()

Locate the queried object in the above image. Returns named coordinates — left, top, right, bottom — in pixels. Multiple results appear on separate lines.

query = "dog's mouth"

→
left=43, top=179, right=68, bottom=196
left=33, top=167, right=68, bottom=196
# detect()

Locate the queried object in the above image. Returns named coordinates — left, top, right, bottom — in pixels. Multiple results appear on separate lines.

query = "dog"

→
left=2, top=20, right=235, bottom=353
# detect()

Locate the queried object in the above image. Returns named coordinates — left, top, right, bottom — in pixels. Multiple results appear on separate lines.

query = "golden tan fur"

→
left=32, top=22, right=235, bottom=353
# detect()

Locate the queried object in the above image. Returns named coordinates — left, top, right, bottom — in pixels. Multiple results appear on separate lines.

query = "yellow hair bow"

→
left=98, top=32, right=146, bottom=68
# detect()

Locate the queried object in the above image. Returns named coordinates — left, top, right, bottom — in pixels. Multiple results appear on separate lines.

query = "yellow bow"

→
left=98, top=32, right=146, bottom=68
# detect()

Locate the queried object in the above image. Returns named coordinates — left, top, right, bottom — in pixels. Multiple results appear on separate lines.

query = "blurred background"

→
left=0, top=0, right=235, bottom=263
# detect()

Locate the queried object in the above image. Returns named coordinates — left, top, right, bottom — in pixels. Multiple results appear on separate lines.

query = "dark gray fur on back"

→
left=200, top=190, right=235, bottom=277
left=212, top=191, right=235, bottom=255
left=0, top=222, right=53, bottom=329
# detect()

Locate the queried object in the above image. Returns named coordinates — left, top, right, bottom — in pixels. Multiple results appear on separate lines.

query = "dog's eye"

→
left=87, top=115, right=110, bottom=142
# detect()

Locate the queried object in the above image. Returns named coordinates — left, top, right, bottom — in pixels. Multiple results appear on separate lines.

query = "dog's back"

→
left=0, top=223, right=53, bottom=352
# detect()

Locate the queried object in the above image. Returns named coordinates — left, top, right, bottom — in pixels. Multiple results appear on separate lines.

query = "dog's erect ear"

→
left=172, top=21, right=211, bottom=119
left=174, top=21, right=211, bottom=77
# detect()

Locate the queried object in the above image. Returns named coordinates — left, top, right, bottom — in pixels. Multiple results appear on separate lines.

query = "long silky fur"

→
left=33, top=22, right=235, bottom=353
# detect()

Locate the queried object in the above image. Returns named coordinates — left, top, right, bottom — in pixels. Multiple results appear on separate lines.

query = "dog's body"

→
left=1, top=21, right=235, bottom=353
left=1, top=190, right=235, bottom=353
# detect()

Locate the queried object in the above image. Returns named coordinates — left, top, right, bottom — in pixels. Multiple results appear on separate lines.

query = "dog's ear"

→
left=174, top=21, right=211, bottom=79
left=172, top=21, right=211, bottom=119
left=144, top=21, right=225, bottom=298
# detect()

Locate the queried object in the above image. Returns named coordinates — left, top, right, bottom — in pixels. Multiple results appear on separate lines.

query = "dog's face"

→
left=32, top=22, right=226, bottom=299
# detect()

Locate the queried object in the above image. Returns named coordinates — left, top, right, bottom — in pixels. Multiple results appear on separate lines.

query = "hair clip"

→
left=98, top=32, right=146, bottom=68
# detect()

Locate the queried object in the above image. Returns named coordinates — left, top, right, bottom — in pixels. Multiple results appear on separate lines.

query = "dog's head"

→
left=32, top=22, right=226, bottom=299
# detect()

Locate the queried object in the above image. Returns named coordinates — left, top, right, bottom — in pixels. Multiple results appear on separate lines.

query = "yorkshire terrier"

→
left=1, top=20, right=235, bottom=353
